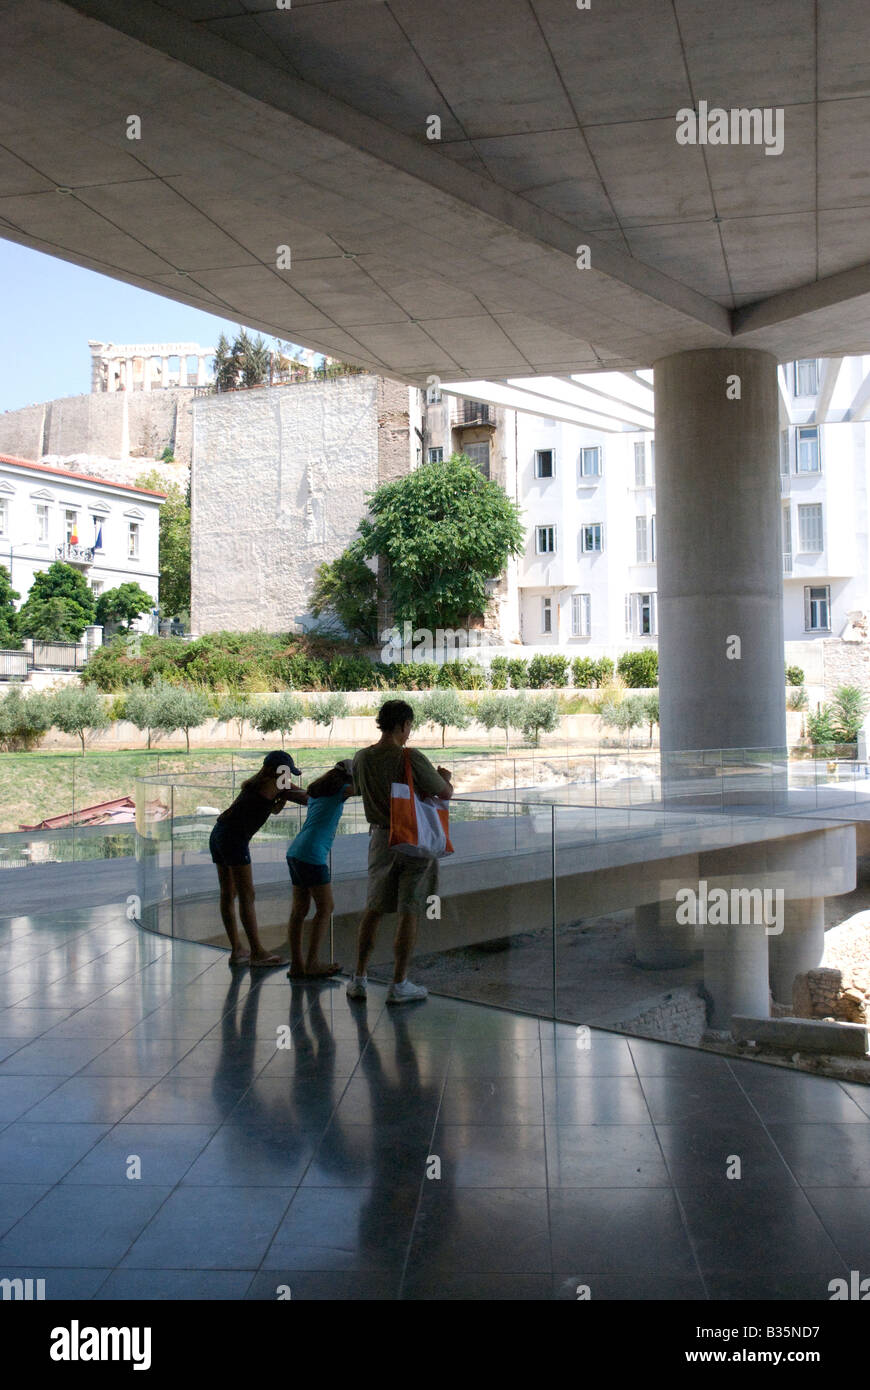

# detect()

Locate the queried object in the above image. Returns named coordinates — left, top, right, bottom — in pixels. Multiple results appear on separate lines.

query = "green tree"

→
left=0, top=687, right=52, bottom=750
left=123, top=683, right=162, bottom=750
left=520, top=693, right=560, bottom=747
left=786, top=664, right=805, bottom=686
left=419, top=688, right=471, bottom=747
left=830, top=685, right=869, bottom=743
left=212, top=332, right=238, bottom=392
left=95, top=582, right=155, bottom=631
left=252, top=693, right=306, bottom=748
left=617, top=650, right=659, bottom=688
left=476, top=691, right=523, bottom=750
left=310, top=692, right=349, bottom=744
left=0, top=565, right=21, bottom=648
left=805, top=704, right=837, bottom=758
left=599, top=694, right=647, bottom=749
left=136, top=471, right=191, bottom=619
left=217, top=693, right=255, bottom=743
left=356, top=453, right=525, bottom=631
left=17, top=562, right=95, bottom=641
left=236, top=328, right=271, bottom=388
left=310, top=542, right=379, bottom=645
left=150, top=684, right=211, bottom=753
left=50, top=684, right=109, bottom=755
left=641, top=692, right=660, bottom=746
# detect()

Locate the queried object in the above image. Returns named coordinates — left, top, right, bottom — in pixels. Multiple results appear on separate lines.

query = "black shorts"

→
left=287, top=857, right=331, bottom=888
left=209, top=824, right=251, bottom=867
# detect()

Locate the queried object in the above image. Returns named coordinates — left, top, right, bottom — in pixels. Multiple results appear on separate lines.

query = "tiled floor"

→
left=0, top=902, right=868, bottom=1300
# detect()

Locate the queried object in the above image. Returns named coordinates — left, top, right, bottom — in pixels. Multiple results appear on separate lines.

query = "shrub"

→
left=436, top=660, right=475, bottom=689
left=641, top=692, right=659, bottom=745
left=830, top=685, right=869, bottom=743
left=0, top=687, right=53, bottom=751
left=528, top=654, right=569, bottom=688
left=599, top=693, right=647, bottom=748
left=489, top=656, right=509, bottom=690
left=50, top=684, right=110, bottom=755
left=571, top=657, right=598, bottom=688
left=594, top=657, right=615, bottom=685
left=617, top=650, right=658, bottom=688
left=475, top=691, right=524, bottom=749
left=786, top=664, right=805, bottom=686
left=506, top=658, right=529, bottom=689
left=805, top=705, right=838, bottom=758
left=309, top=692, right=350, bottom=743
left=787, top=686, right=809, bottom=712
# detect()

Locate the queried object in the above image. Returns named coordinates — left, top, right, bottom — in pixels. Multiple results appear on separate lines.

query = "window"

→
left=635, top=516, right=648, bottom=563
left=783, top=506, right=792, bottom=573
left=626, top=592, right=657, bottom=637
left=427, top=447, right=443, bottom=463
left=426, top=383, right=441, bottom=404
left=780, top=429, right=790, bottom=475
left=805, top=585, right=830, bottom=631
left=634, top=441, right=646, bottom=486
left=796, top=426, right=820, bottom=473
left=542, top=597, right=552, bottom=634
left=571, top=593, right=591, bottom=637
left=0, top=499, right=7, bottom=536
left=798, top=503, right=823, bottom=553
left=578, top=446, right=602, bottom=479
left=90, top=580, right=104, bottom=598
left=91, top=515, right=105, bottom=549
left=64, top=509, right=79, bottom=544
left=650, top=515, right=656, bottom=562
left=649, top=440, right=655, bottom=482
left=128, top=521, right=140, bottom=559
left=794, top=359, right=819, bottom=396
left=581, top=523, right=603, bottom=553
left=36, top=503, right=49, bottom=543
left=535, top=449, right=554, bottom=478
left=536, top=525, right=556, bottom=554
left=465, top=442, right=490, bottom=478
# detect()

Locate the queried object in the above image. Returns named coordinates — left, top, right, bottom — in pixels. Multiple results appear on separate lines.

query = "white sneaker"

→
left=386, top=979, right=428, bottom=1004
left=346, top=975, right=367, bottom=999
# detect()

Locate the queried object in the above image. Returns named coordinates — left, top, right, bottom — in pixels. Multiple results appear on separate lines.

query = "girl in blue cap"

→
left=210, top=750, right=308, bottom=967
left=286, top=760, right=355, bottom=979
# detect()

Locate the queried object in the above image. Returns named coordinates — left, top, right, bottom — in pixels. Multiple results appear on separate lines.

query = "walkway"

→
left=0, top=904, right=868, bottom=1299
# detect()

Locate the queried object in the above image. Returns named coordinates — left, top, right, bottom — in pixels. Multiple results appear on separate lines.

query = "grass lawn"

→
left=0, top=742, right=508, bottom=833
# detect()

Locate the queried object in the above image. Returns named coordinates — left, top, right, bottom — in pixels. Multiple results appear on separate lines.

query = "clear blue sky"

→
left=0, top=238, right=308, bottom=413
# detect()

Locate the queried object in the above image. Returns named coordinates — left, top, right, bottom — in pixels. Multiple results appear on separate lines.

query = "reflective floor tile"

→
left=122, top=1187, right=294, bottom=1269
left=78, top=1038, right=197, bottom=1077
left=331, top=1075, right=442, bottom=1127
left=0, top=1184, right=172, bottom=1267
left=181, top=1126, right=320, bottom=1187
left=548, top=1189, right=697, bottom=1275
left=767, top=1123, right=870, bottom=1186
left=546, top=1125, right=671, bottom=1187
left=676, top=1184, right=844, bottom=1274
left=552, top=1273, right=706, bottom=1301
left=263, top=1186, right=418, bottom=1271
left=733, top=1071, right=870, bottom=1124
left=23, top=1075, right=159, bottom=1124
left=302, top=1123, right=431, bottom=1188
left=542, top=1075, right=650, bottom=1125
left=0, top=1037, right=114, bottom=1076
left=638, top=1074, right=755, bottom=1125
left=62, top=1124, right=217, bottom=1186
left=246, top=1270, right=398, bottom=1300
left=408, top=1188, right=551, bottom=1274
left=0, top=1122, right=110, bottom=1183
left=122, top=1077, right=251, bottom=1125
left=95, top=1269, right=255, bottom=1300
left=0, top=1008, right=78, bottom=1036
left=0, top=1267, right=112, bottom=1299
left=803, top=1187, right=870, bottom=1268
left=0, top=1183, right=52, bottom=1237
left=403, top=1271, right=553, bottom=1300
left=447, top=1042, right=543, bottom=1078
left=439, top=1075, right=544, bottom=1126
left=655, top=1119, right=797, bottom=1188
left=433, top=1124, right=547, bottom=1188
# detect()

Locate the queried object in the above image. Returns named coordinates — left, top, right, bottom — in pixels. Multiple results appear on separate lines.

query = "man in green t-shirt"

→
left=347, top=699, right=453, bottom=1004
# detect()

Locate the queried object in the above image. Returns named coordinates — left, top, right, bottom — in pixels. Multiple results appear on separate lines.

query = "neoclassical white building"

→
left=0, top=455, right=165, bottom=634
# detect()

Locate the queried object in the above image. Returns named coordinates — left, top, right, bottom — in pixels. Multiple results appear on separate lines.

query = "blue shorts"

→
left=209, top=824, right=251, bottom=867
left=287, top=857, right=331, bottom=888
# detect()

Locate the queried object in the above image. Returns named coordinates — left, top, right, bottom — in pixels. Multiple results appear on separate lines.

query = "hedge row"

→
left=80, top=633, right=659, bottom=693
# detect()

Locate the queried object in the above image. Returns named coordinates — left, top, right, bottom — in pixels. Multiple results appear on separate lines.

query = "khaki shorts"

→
left=365, top=826, right=438, bottom=915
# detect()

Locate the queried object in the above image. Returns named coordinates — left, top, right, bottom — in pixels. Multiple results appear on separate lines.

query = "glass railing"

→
left=133, top=767, right=851, bottom=1056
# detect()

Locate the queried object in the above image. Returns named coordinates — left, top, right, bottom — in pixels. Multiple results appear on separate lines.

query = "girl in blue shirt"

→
left=286, top=760, right=355, bottom=978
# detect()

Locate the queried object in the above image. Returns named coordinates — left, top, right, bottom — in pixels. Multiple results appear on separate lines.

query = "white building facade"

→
left=0, top=455, right=164, bottom=634
left=424, top=356, right=870, bottom=665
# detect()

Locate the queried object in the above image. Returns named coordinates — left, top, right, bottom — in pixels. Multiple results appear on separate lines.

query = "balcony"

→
left=454, top=401, right=495, bottom=427
left=56, top=542, right=94, bottom=566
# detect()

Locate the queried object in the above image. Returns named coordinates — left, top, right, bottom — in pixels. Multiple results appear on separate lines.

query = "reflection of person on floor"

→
left=209, top=751, right=308, bottom=967
left=286, top=761, right=356, bottom=979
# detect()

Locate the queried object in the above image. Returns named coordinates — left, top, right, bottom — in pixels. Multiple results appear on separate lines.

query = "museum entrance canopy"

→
left=4, top=0, right=870, bottom=382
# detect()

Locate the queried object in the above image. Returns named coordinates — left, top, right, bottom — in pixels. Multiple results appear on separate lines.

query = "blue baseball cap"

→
left=263, top=750, right=302, bottom=776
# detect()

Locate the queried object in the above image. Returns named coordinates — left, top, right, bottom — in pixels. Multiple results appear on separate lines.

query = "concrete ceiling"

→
left=4, top=0, right=870, bottom=383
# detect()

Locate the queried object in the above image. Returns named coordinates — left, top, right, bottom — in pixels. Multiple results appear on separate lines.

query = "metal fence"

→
left=0, top=642, right=87, bottom=679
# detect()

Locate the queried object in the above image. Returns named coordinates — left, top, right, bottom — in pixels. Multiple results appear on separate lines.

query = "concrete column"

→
left=634, top=900, right=696, bottom=968
left=162, top=356, right=170, bottom=388
left=197, top=353, right=208, bottom=386
left=704, top=922, right=770, bottom=1029
left=653, top=349, right=786, bottom=756
left=125, top=357, right=135, bottom=392
left=769, top=897, right=825, bottom=1005
left=107, top=357, right=117, bottom=392
left=143, top=358, right=152, bottom=392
